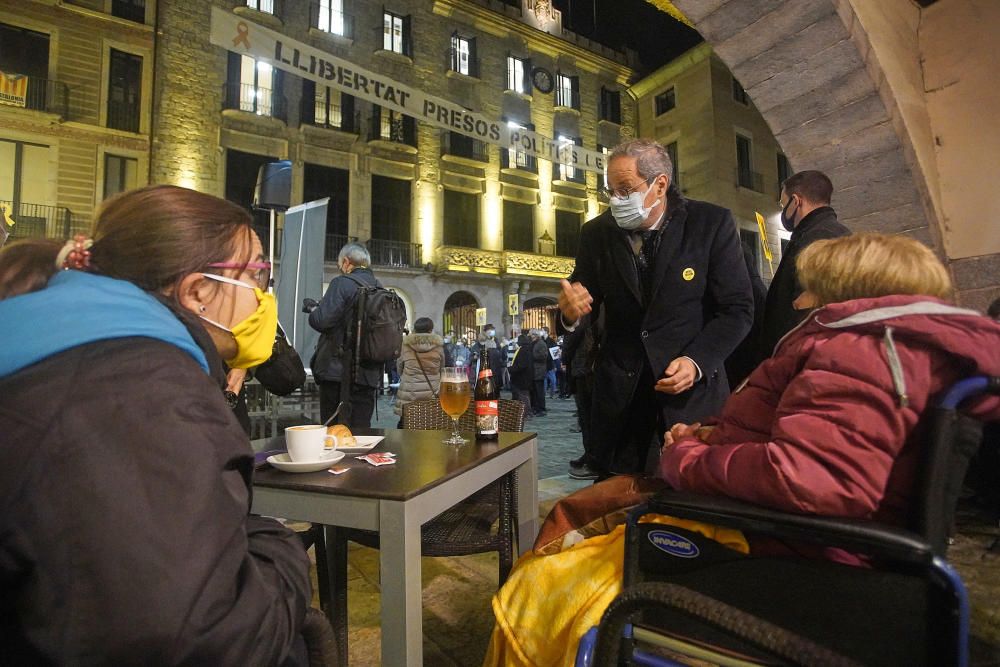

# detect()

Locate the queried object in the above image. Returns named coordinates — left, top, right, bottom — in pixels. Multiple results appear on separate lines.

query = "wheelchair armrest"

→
left=638, top=490, right=933, bottom=565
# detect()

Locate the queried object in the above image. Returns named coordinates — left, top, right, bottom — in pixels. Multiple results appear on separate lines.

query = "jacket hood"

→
left=0, top=270, right=209, bottom=379
left=792, top=295, right=1000, bottom=400
left=403, top=332, right=443, bottom=352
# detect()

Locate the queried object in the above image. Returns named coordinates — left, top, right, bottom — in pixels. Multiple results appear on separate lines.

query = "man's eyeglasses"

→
left=206, top=261, right=272, bottom=290
left=597, top=175, right=657, bottom=203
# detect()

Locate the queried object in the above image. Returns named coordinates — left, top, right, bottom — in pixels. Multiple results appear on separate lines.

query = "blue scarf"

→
left=0, top=270, right=209, bottom=378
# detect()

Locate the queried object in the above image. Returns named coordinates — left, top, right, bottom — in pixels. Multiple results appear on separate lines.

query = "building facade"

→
left=631, top=42, right=789, bottom=282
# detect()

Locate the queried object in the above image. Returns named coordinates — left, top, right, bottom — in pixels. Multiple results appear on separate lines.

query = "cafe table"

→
left=252, top=428, right=539, bottom=667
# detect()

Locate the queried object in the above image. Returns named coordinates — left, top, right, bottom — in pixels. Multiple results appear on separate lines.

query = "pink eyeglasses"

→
left=206, top=261, right=272, bottom=290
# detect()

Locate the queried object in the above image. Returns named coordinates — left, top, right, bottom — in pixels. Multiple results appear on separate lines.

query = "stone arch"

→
left=443, top=290, right=480, bottom=342
left=668, top=0, right=998, bottom=308
left=522, top=296, right=559, bottom=336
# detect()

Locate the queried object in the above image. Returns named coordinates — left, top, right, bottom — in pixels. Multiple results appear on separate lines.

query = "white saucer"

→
left=266, top=450, right=345, bottom=473
left=335, top=435, right=384, bottom=454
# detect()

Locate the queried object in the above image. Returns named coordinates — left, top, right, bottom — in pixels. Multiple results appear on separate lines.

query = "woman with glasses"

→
left=0, top=185, right=312, bottom=664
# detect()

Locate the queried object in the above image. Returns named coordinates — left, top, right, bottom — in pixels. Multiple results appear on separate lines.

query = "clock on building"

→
left=531, top=67, right=554, bottom=94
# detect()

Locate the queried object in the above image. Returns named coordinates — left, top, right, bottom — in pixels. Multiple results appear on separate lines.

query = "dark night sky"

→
left=550, top=0, right=703, bottom=75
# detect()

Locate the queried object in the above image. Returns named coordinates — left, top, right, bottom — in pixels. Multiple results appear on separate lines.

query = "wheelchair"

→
left=576, top=376, right=999, bottom=667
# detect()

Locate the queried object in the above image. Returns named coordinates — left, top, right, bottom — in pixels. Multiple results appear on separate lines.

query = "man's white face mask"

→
left=608, top=174, right=663, bottom=230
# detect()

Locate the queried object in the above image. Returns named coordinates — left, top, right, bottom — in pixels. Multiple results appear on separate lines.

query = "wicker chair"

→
left=314, top=398, right=525, bottom=665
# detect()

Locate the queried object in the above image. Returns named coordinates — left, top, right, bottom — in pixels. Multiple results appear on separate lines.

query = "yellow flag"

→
left=755, top=211, right=773, bottom=273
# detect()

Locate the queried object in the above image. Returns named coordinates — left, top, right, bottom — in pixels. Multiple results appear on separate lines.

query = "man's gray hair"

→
left=338, top=242, right=370, bottom=268
left=610, top=138, right=673, bottom=184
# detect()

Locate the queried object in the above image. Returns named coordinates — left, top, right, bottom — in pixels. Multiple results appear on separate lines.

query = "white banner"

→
left=209, top=7, right=607, bottom=174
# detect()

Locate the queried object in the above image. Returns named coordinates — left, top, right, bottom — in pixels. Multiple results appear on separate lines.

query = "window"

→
left=654, top=87, right=675, bottom=115
left=507, top=55, right=529, bottom=94
left=502, top=120, right=536, bottom=172
left=736, top=134, right=755, bottom=189
left=304, top=164, right=350, bottom=260
left=227, top=53, right=284, bottom=119
left=0, top=139, right=55, bottom=238
left=666, top=141, right=679, bottom=190
left=304, top=79, right=355, bottom=132
left=503, top=200, right=533, bottom=252
left=103, top=154, right=137, bottom=199
left=225, top=150, right=276, bottom=254
left=443, top=131, right=488, bottom=161
left=371, top=105, right=416, bottom=146
left=556, top=135, right=582, bottom=183
left=777, top=153, right=791, bottom=192
left=555, top=73, right=579, bottom=109
left=732, top=77, right=749, bottom=105
left=246, top=0, right=274, bottom=14
left=442, top=189, right=479, bottom=248
left=112, top=0, right=145, bottom=23
left=107, top=49, right=142, bottom=132
left=600, top=87, right=621, bottom=124
left=370, top=175, right=410, bottom=242
left=739, top=228, right=761, bottom=274
left=450, top=34, right=477, bottom=77
left=0, top=23, right=49, bottom=110
left=383, top=11, right=411, bottom=56
left=315, top=0, right=348, bottom=37
left=555, top=209, right=581, bottom=257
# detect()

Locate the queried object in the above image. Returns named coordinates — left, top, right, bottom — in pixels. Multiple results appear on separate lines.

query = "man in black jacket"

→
left=306, top=242, right=382, bottom=428
left=757, top=170, right=851, bottom=362
left=559, top=138, right=753, bottom=475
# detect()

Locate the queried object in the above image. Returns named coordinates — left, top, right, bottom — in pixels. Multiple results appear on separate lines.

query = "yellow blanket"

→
left=483, top=516, right=748, bottom=667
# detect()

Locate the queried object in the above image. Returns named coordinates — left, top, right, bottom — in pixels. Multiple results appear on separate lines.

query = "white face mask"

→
left=486, top=329, right=495, bottom=337
left=608, top=175, right=663, bottom=230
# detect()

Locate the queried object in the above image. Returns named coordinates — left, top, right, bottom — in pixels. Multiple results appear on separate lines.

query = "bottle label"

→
left=478, top=369, right=493, bottom=379
left=475, top=400, right=499, bottom=435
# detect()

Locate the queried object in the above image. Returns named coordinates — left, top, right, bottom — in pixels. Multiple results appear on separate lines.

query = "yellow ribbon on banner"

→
left=755, top=211, right=773, bottom=273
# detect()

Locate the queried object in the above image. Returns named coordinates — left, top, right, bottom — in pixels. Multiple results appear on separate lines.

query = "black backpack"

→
left=345, top=274, right=407, bottom=364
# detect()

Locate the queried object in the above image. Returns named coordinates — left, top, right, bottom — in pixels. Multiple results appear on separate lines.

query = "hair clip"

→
left=56, top=235, right=94, bottom=270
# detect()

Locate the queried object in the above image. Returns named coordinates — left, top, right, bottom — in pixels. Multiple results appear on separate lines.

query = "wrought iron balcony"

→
left=368, top=111, right=416, bottom=146
left=553, top=163, right=586, bottom=185
left=441, top=132, right=488, bottom=162
left=107, top=100, right=140, bottom=133
left=222, top=82, right=288, bottom=122
left=735, top=167, right=765, bottom=193
left=310, top=2, right=354, bottom=38
left=0, top=74, right=69, bottom=118
left=1, top=201, right=74, bottom=239
left=301, top=95, right=359, bottom=133
left=324, top=233, right=358, bottom=262
left=500, top=148, right=537, bottom=173
left=367, top=238, right=423, bottom=268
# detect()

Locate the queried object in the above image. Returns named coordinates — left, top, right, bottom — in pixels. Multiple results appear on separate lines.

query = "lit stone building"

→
left=0, top=1, right=153, bottom=241
left=149, top=0, right=637, bottom=339
left=631, top=42, right=789, bottom=282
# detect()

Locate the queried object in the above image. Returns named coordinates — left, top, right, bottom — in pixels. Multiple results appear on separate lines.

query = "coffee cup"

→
left=285, top=425, right=332, bottom=462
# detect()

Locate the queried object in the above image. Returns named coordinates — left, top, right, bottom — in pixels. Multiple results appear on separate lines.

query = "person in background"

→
left=394, top=316, right=446, bottom=426
left=305, top=242, right=382, bottom=428
left=485, top=232, right=1000, bottom=666
left=443, top=329, right=457, bottom=367
left=530, top=329, right=549, bottom=416
left=545, top=332, right=560, bottom=399
left=509, top=333, right=535, bottom=419
left=724, top=244, right=769, bottom=390
left=757, top=170, right=850, bottom=363
left=0, top=186, right=311, bottom=664
left=564, top=316, right=600, bottom=480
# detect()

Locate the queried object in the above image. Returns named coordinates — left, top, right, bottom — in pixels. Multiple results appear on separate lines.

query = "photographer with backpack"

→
left=304, top=242, right=406, bottom=428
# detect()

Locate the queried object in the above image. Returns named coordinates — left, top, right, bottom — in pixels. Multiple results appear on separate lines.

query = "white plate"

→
left=266, top=450, right=345, bottom=473
left=334, top=435, right=384, bottom=454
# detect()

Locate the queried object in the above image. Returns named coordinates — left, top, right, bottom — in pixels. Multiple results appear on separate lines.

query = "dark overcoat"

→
left=570, top=190, right=754, bottom=431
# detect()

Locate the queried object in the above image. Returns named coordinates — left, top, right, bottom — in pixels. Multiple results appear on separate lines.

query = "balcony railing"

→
left=112, top=0, right=146, bottom=23
left=368, top=112, right=416, bottom=146
left=441, top=132, right=488, bottom=162
left=301, top=95, right=359, bottom=133
left=1, top=201, right=74, bottom=239
left=222, top=82, right=288, bottom=122
left=434, top=246, right=576, bottom=278
left=500, top=148, right=537, bottom=173
left=367, top=238, right=423, bottom=268
left=0, top=75, right=69, bottom=118
left=310, top=2, right=354, bottom=38
left=107, top=100, right=140, bottom=133
left=554, top=164, right=586, bottom=185
left=324, top=233, right=357, bottom=261
left=735, top=167, right=765, bottom=193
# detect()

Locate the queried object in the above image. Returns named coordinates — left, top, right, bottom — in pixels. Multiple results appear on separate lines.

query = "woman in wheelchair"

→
left=483, top=233, right=1000, bottom=667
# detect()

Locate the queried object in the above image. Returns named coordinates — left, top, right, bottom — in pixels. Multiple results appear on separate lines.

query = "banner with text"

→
left=209, top=7, right=607, bottom=174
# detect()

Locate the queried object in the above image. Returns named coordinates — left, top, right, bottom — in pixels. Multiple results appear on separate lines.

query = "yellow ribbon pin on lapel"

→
left=682, top=267, right=695, bottom=281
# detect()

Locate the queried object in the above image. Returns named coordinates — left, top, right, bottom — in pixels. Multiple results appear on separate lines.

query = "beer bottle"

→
left=474, top=346, right=500, bottom=440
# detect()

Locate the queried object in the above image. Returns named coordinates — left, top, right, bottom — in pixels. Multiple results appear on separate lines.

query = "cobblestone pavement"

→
left=307, top=391, right=1000, bottom=665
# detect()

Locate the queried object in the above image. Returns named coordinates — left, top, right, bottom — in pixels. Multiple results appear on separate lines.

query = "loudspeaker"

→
left=253, top=160, right=292, bottom=211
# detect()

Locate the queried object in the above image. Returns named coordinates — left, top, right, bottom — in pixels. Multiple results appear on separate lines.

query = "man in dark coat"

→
left=306, top=242, right=382, bottom=428
left=559, top=138, right=753, bottom=475
left=757, top=170, right=851, bottom=362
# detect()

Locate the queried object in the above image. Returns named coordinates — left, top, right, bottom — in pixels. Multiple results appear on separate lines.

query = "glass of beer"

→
left=439, top=367, right=471, bottom=445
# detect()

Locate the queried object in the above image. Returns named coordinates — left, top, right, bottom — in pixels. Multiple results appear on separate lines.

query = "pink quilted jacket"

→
left=660, top=295, right=1000, bottom=529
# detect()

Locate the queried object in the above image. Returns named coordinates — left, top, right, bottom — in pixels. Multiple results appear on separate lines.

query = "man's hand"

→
left=655, top=357, right=698, bottom=394
left=302, top=298, right=319, bottom=314
left=558, top=279, right=593, bottom=322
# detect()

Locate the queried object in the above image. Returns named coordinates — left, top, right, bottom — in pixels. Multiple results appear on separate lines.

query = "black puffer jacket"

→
left=0, top=300, right=310, bottom=664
